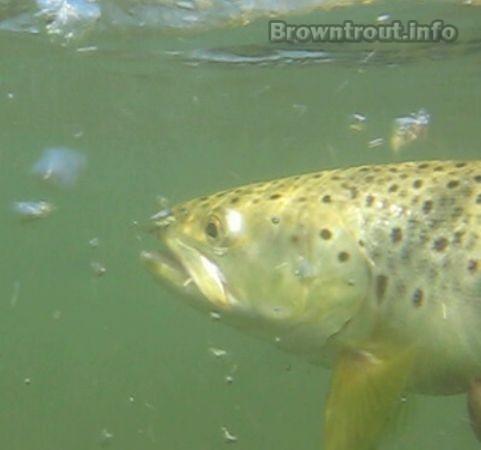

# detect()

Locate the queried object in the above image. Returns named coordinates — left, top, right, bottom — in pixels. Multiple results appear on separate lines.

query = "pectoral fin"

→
left=324, top=346, right=414, bottom=450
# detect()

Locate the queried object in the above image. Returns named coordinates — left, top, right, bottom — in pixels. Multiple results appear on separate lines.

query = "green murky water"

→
left=1, top=1, right=481, bottom=449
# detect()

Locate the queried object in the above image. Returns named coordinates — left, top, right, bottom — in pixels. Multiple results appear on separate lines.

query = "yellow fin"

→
left=324, top=345, right=414, bottom=450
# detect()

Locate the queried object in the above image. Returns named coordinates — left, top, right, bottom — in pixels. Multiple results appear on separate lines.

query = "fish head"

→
left=142, top=181, right=373, bottom=356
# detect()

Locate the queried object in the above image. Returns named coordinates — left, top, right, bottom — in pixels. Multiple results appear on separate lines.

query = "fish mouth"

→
left=141, top=238, right=232, bottom=310
left=141, top=246, right=194, bottom=292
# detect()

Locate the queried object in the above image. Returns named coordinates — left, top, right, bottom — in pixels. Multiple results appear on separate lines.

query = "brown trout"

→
left=142, top=160, right=481, bottom=450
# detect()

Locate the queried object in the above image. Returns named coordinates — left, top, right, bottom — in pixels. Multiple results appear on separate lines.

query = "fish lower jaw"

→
left=140, top=250, right=193, bottom=290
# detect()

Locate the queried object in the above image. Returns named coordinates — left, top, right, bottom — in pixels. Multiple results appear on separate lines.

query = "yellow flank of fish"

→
left=142, top=160, right=481, bottom=450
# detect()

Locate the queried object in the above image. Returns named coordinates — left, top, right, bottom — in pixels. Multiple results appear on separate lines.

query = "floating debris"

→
left=225, top=375, right=234, bottom=384
left=349, top=113, right=367, bottom=132
left=52, top=310, right=62, bottom=320
left=210, top=311, right=221, bottom=320
left=221, top=427, right=238, bottom=444
left=376, top=13, right=391, bottom=23
left=24, top=377, right=31, bottom=386
left=90, top=261, right=107, bottom=277
left=390, top=108, right=430, bottom=152
left=32, top=147, right=86, bottom=188
left=209, top=347, right=227, bottom=358
left=12, top=200, right=55, bottom=221
left=368, top=138, right=384, bottom=149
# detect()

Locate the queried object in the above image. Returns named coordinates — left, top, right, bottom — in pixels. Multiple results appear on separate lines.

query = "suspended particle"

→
left=91, top=261, right=107, bottom=277
left=12, top=200, right=55, bottom=221
left=209, top=347, right=227, bottom=358
left=349, top=113, right=367, bottom=132
left=368, top=138, right=384, bottom=149
left=31, top=147, right=86, bottom=188
left=89, top=237, right=100, bottom=248
left=390, top=108, right=430, bottom=153
left=221, top=427, right=238, bottom=444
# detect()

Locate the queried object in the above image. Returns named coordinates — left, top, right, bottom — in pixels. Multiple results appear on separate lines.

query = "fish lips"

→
left=141, top=238, right=233, bottom=311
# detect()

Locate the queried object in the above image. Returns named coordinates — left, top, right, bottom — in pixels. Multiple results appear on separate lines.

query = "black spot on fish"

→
left=320, top=229, right=332, bottom=240
left=453, top=230, right=465, bottom=244
left=423, top=200, right=433, bottom=214
left=433, top=237, right=448, bottom=252
left=434, top=165, right=445, bottom=172
left=418, top=163, right=429, bottom=169
left=322, top=195, right=332, bottom=204
left=313, top=173, right=322, bottom=179
left=451, top=207, right=464, bottom=219
left=391, top=227, right=403, bottom=244
left=474, top=175, right=481, bottom=183
left=376, top=275, right=388, bottom=304
left=270, top=193, right=282, bottom=200
left=358, top=240, right=365, bottom=247
left=455, top=162, right=467, bottom=168
left=271, top=217, right=280, bottom=225
left=468, top=260, right=478, bottom=273
left=231, top=197, right=240, bottom=204
left=447, top=180, right=460, bottom=189
left=338, top=251, right=350, bottom=262
left=388, top=184, right=399, bottom=193
left=413, top=179, right=423, bottom=189
left=412, top=288, right=424, bottom=307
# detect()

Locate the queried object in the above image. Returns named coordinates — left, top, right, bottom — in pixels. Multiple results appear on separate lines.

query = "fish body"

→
left=142, top=160, right=481, bottom=449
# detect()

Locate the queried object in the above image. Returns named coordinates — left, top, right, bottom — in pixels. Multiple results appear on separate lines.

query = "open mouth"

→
left=141, top=239, right=231, bottom=309
left=140, top=245, right=194, bottom=291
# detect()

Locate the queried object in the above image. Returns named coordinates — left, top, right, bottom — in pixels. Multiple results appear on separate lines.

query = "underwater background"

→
left=1, top=0, right=481, bottom=449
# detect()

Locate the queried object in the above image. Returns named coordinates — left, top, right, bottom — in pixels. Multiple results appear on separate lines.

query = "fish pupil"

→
left=206, top=221, right=219, bottom=239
